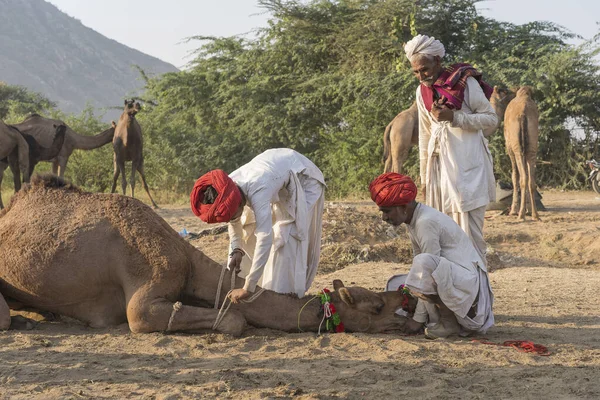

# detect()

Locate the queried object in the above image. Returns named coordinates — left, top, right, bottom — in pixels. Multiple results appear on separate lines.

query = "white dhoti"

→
left=427, top=154, right=488, bottom=264
left=233, top=173, right=325, bottom=297
left=406, top=253, right=494, bottom=334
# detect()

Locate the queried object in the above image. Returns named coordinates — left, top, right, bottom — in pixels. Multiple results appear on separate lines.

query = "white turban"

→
left=404, top=34, right=445, bottom=61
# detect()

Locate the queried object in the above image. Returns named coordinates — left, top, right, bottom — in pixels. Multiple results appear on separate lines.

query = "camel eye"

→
left=375, top=303, right=385, bottom=315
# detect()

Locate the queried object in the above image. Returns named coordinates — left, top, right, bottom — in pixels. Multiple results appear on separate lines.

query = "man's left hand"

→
left=431, top=104, right=454, bottom=123
left=229, top=288, right=251, bottom=303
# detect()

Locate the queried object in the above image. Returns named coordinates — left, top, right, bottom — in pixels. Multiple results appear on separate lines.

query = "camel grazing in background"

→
left=111, top=99, right=157, bottom=208
left=0, top=124, right=66, bottom=209
left=0, top=175, right=409, bottom=334
left=504, top=86, right=540, bottom=220
left=382, top=87, right=511, bottom=174
left=12, top=114, right=115, bottom=177
left=383, top=102, right=418, bottom=174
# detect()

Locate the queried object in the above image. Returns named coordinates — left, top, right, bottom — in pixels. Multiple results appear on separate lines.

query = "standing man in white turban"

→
left=405, top=34, right=497, bottom=264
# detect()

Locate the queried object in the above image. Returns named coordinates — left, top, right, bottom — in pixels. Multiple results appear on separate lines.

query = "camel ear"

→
left=333, top=279, right=345, bottom=291
left=338, top=287, right=355, bottom=306
left=124, top=99, right=128, bottom=105
left=493, top=85, right=498, bottom=91
left=53, top=123, right=58, bottom=129
left=111, top=121, right=117, bottom=128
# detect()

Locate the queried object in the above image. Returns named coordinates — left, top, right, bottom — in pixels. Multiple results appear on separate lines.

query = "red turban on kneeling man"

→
left=369, top=173, right=417, bottom=207
left=190, top=169, right=241, bottom=223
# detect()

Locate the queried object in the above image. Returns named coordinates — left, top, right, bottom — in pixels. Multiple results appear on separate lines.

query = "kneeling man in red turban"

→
left=191, top=149, right=326, bottom=303
left=370, top=173, right=494, bottom=339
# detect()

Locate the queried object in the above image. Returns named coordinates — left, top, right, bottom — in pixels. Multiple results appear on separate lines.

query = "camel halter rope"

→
left=166, top=261, right=265, bottom=333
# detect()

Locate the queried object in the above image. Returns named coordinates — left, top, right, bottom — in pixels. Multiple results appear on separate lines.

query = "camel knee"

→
left=216, top=310, right=246, bottom=337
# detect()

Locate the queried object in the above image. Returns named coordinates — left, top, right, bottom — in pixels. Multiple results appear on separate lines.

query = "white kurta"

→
left=228, top=148, right=326, bottom=297
left=406, top=203, right=494, bottom=333
left=416, top=77, right=497, bottom=214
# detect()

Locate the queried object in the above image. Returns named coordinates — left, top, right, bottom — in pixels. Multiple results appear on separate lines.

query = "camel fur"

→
left=0, top=124, right=66, bottom=209
left=0, top=175, right=409, bottom=334
left=111, top=100, right=157, bottom=208
left=12, top=114, right=115, bottom=177
left=503, top=86, right=540, bottom=220
left=383, top=102, right=418, bottom=174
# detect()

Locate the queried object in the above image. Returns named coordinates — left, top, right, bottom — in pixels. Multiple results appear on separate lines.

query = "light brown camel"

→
left=0, top=175, right=411, bottom=334
left=0, top=124, right=67, bottom=209
left=382, top=87, right=511, bottom=174
left=383, top=102, right=418, bottom=174
left=12, top=114, right=115, bottom=177
left=503, top=86, right=540, bottom=220
left=111, top=100, right=158, bottom=208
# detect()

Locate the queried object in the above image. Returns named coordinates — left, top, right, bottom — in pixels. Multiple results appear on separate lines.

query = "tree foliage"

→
left=4, top=0, right=600, bottom=198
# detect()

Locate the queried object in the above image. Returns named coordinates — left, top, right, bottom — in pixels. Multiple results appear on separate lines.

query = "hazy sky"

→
left=47, top=0, right=599, bottom=68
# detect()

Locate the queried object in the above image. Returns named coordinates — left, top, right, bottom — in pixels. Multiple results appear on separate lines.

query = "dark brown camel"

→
left=0, top=124, right=66, bottom=209
left=111, top=100, right=158, bottom=208
left=503, top=86, right=540, bottom=220
left=12, top=114, right=115, bottom=177
left=0, top=175, right=410, bottom=334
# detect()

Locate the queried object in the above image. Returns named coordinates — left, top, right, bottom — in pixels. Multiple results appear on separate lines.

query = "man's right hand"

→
left=228, top=251, right=243, bottom=273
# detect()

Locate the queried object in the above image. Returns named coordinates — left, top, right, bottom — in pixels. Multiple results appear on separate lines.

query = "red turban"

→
left=369, top=173, right=417, bottom=207
left=190, top=169, right=242, bottom=223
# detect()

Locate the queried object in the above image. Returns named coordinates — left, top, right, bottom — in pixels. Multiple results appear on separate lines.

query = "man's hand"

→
left=404, top=318, right=424, bottom=334
left=431, top=104, right=454, bottom=123
left=229, top=288, right=251, bottom=304
left=228, top=250, right=243, bottom=273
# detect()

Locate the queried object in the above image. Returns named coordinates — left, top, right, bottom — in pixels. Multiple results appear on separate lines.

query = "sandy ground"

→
left=2, top=191, right=600, bottom=399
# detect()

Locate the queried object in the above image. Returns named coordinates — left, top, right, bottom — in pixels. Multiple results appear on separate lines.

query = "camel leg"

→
left=0, top=161, right=6, bottom=210
left=394, top=146, right=411, bottom=174
left=126, top=288, right=246, bottom=336
left=515, top=154, right=528, bottom=221
left=0, top=291, right=11, bottom=330
left=137, top=163, right=158, bottom=208
left=57, top=157, right=68, bottom=178
left=8, top=150, right=21, bottom=192
left=527, top=156, right=540, bottom=220
left=130, top=161, right=138, bottom=199
left=508, top=150, right=519, bottom=216
left=110, top=154, right=121, bottom=194
left=384, top=156, right=392, bottom=173
left=52, top=159, right=60, bottom=176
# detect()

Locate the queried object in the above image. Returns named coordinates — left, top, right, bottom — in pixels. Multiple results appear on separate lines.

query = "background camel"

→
left=382, top=87, right=509, bottom=174
left=383, top=102, right=418, bottom=173
left=0, top=124, right=66, bottom=209
left=111, top=99, right=158, bottom=208
left=12, top=114, right=115, bottom=177
left=0, top=121, right=29, bottom=193
left=0, top=175, right=409, bottom=334
left=503, top=86, right=540, bottom=220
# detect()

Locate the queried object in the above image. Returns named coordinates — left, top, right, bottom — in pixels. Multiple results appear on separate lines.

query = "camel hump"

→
left=28, top=174, right=81, bottom=193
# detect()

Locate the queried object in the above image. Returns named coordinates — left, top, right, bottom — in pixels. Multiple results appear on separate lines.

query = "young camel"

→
left=383, top=87, right=511, bottom=174
left=111, top=100, right=158, bottom=208
left=503, top=86, right=540, bottom=220
left=0, top=175, right=410, bottom=334
left=12, top=114, right=115, bottom=177
left=0, top=124, right=66, bottom=209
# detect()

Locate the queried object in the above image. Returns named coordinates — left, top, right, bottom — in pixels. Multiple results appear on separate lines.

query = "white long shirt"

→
left=228, top=148, right=325, bottom=292
left=416, top=76, right=497, bottom=213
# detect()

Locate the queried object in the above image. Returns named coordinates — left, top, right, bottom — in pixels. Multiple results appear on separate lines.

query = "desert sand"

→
left=1, top=191, right=599, bottom=399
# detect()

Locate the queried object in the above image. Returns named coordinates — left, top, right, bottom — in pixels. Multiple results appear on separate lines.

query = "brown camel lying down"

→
left=0, top=175, right=410, bottom=335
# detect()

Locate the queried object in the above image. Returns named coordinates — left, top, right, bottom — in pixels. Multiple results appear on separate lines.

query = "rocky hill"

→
left=0, top=0, right=178, bottom=116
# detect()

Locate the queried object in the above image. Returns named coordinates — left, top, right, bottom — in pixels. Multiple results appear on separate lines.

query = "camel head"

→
left=490, top=86, right=516, bottom=121
left=516, top=86, right=534, bottom=98
left=328, top=279, right=414, bottom=333
left=123, top=99, right=141, bottom=118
